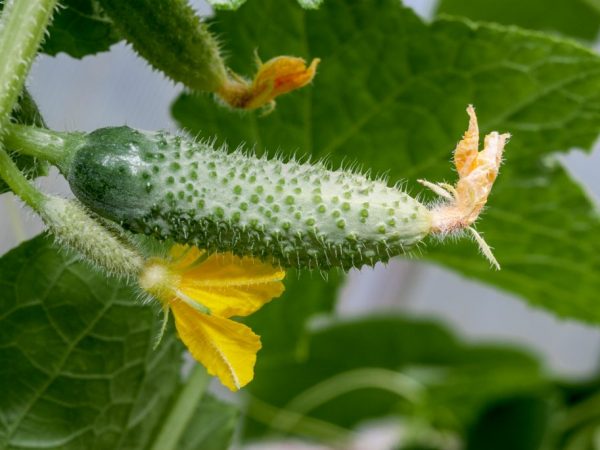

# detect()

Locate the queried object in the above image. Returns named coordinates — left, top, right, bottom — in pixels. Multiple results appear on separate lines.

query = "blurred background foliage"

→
left=2, top=0, right=600, bottom=449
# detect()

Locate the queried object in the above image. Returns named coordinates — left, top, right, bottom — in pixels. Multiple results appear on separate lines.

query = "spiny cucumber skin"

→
left=99, top=0, right=227, bottom=92
left=67, top=127, right=432, bottom=271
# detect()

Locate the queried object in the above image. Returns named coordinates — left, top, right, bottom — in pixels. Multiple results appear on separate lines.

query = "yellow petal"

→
left=170, top=298, right=261, bottom=391
left=175, top=249, right=286, bottom=318
left=169, top=243, right=200, bottom=263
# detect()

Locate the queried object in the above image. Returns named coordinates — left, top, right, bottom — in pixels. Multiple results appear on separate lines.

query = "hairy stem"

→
left=0, top=0, right=57, bottom=129
left=0, top=0, right=57, bottom=208
left=0, top=150, right=44, bottom=208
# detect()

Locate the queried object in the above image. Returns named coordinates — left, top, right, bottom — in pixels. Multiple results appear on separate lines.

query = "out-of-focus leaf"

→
left=244, top=269, right=343, bottom=361
left=42, top=0, right=120, bottom=58
left=244, top=316, right=546, bottom=439
left=583, top=0, right=600, bottom=14
left=551, top=381, right=600, bottom=450
left=437, top=0, right=600, bottom=41
left=0, top=234, right=183, bottom=449
left=172, top=0, right=600, bottom=324
left=177, top=395, right=238, bottom=450
left=465, top=395, right=550, bottom=450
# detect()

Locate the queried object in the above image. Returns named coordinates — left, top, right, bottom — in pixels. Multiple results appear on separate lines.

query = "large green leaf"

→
left=0, top=235, right=183, bottom=449
left=436, top=0, right=600, bottom=41
left=244, top=316, right=546, bottom=439
left=172, top=0, right=600, bottom=324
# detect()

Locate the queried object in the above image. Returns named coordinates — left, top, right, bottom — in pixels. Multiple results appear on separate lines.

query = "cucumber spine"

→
left=62, top=127, right=432, bottom=270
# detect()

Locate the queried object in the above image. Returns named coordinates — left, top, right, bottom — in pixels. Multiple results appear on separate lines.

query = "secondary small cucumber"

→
left=98, top=0, right=227, bottom=92
left=62, top=127, right=434, bottom=270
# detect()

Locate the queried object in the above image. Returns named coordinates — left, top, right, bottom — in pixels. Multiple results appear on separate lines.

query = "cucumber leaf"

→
left=245, top=316, right=546, bottom=439
left=42, top=0, right=120, bottom=58
left=0, top=235, right=183, bottom=449
left=172, top=0, right=600, bottom=324
left=437, top=0, right=600, bottom=41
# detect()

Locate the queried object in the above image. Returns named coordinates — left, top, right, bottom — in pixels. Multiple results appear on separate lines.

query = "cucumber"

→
left=97, top=0, right=318, bottom=111
left=98, top=0, right=227, bottom=92
left=61, top=126, right=432, bottom=270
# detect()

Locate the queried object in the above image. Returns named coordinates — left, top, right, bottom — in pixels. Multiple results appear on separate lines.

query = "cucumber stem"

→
left=0, top=0, right=58, bottom=209
left=3, top=123, right=82, bottom=173
left=0, top=150, right=45, bottom=208
left=0, top=0, right=58, bottom=130
left=0, top=1, right=155, bottom=285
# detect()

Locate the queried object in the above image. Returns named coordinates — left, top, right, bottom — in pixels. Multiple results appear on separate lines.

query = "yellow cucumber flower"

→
left=139, top=245, right=286, bottom=391
left=218, top=55, right=320, bottom=111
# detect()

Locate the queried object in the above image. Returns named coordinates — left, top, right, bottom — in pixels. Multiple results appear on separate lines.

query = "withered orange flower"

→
left=419, top=105, right=510, bottom=269
left=218, top=55, right=320, bottom=111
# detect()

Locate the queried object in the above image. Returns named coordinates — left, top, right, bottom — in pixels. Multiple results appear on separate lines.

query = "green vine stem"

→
left=271, top=368, right=426, bottom=433
left=245, top=396, right=352, bottom=444
left=0, top=0, right=143, bottom=280
left=0, top=150, right=44, bottom=208
left=0, top=0, right=57, bottom=208
left=150, top=364, right=210, bottom=450
left=3, top=122, right=81, bottom=172
left=0, top=0, right=57, bottom=129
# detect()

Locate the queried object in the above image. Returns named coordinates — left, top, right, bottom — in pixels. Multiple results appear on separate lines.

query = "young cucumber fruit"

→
left=62, top=127, right=433, bottom=270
